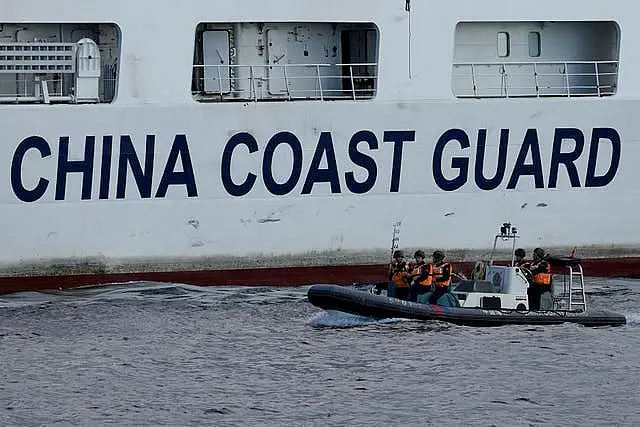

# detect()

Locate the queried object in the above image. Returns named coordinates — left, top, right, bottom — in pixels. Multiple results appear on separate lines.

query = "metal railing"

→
left=0, top=74, right=72, bottom=103
left=192, top=62, right=378, bottom=101
left=101, top=63, right=117, bottom=103
left=452, top=60, right=618, bottom=98
left=0, top=72, right=117, bottom=104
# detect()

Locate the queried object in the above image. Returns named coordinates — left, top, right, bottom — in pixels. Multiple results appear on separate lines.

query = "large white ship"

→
left=1, top=0, right=638, bottom=293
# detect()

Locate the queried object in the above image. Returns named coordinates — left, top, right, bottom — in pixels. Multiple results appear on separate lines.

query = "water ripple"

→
left=0, top=278, right=639, bottom=425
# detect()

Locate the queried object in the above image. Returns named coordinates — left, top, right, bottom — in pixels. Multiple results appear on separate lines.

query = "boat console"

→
left=452, top=222, right=587, bottom=312
left=454, top=265, right=531, bottom=310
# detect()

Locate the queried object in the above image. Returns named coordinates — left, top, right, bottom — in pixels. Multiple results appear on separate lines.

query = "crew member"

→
left=527, top=247, right=551, bottom=310
left=409, top=250, right=433, bottom=302
left=388, top=250, right=410, bottom=300
left=514, top=248, right=529, bottom=268
left=429, top=250, right=452, bottom=305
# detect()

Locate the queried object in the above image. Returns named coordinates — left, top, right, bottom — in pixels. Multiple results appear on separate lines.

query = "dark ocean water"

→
left=1, top=278, right=639, bottom=426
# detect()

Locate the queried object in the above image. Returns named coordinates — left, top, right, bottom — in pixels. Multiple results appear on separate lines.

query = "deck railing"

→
left=452, top=60, right=619, bottom=98
left=192, top=63, right=378, bottom=101
left=0, top=72, right=117, bottom=104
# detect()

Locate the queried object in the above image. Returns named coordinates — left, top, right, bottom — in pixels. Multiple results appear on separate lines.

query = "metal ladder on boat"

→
left=566, top=264, right=587, bottom=312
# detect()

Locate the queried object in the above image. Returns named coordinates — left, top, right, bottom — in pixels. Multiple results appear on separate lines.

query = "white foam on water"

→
left=624, top=312, right=640, bottom=325
left=306, top=310, right=402, bottom=328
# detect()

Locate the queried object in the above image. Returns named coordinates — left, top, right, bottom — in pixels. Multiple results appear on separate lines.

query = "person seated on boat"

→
left=388, top=250, right=410, bottom=300
left=429, top=250, right=452, bottom=305
left=527, top=247, right=552, bottom=310
left=408, top=250, right=434, bottom=302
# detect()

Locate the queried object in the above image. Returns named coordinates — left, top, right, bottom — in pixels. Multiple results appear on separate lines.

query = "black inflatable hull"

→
left=307, top=284, right=627, bottom=327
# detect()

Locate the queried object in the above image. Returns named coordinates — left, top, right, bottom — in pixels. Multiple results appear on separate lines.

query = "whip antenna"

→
left=388, top=221, right=402, bottom=277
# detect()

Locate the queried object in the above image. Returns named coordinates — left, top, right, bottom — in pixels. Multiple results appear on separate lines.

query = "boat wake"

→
left=624, top=313, right=640, bottom=326
left=0, top=282, right=202, bottom=308
left=0, top=282, right=308, bottom=308
left=306, top=310, right=403, bottom=328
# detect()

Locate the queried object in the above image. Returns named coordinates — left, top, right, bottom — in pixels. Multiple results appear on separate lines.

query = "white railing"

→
left=192, top=63, right=378, bottom=101
left=0, top=75, right=73, bottom=103
left=452, top=60, right=618, bottom=98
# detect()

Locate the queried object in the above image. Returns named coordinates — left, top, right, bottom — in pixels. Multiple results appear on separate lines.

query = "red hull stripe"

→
left=1, top=257, right=639, bottom=295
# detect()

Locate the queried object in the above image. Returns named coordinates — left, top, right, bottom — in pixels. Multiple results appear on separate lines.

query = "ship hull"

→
left=2, top=257, right=639, bottom=295
left=2, top=100, right=640, bottom=292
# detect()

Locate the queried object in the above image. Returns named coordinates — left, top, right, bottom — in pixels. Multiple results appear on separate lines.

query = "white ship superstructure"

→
left=0, top=1, right=638, bottom=292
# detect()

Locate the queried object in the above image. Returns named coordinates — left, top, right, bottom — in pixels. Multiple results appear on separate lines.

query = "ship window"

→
left=497, top=32, right=509, bottom=57
left=192, top=22, right=379, bottom=102
left=528, top=32, right=541, bottom=57
left=0, top=22, right=120, bottom=105
left=452, top=21, right=620, bottom=98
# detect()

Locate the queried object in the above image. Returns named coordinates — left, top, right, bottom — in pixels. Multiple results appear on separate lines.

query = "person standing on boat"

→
left=388, top=250, right=410, bottom=300
left=429, top=251, right=452, bottom=305
left=527, top=247, right=551, bottom=310
left=514, top=248, right=530, bottom=268
left=514, top=248, right=534, bottom=283
left=409, top=250, right=433, bottom=302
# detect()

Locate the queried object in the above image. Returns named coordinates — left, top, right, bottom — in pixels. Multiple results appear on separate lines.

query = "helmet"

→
left=414, top=250, right=425, bottom=258
left=533, top=247, right=545, bottom=258
left=393, top=250, right=405, bottom=258
left=515, top=248, right=526, bottom=258
left=432, top=250, right=445, bottom=261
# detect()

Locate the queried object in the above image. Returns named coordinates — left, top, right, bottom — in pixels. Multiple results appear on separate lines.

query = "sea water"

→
left=1, top=278, right=639, bottom=426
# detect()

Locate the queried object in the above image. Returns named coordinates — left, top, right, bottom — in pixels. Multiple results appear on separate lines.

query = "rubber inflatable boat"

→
left=307, top=284, right=626, bottom=327
left=307, top=222, right=627, bottom=327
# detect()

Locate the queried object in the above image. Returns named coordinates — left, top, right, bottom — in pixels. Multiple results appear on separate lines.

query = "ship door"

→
left=340, top=28, right=377, bottom=96
left=202, top=30, right=231, bottom=94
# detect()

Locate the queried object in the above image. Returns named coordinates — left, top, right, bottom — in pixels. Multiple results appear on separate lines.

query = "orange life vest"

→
left=409, top=263, right=421, bottom=276
left=531, top=261, right=551, bottom=285
left=433, top=262, right=451, bottom=287
left=414, top=263, right=433, bottom=287
left=391, top=271, right=409, bottom=288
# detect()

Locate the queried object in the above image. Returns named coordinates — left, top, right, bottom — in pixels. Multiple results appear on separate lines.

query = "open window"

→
left=0, top=22, right=120, bottom=104
left=452, top=21, right=619, bottom=98
left=192, top=22, right=379, bottom=102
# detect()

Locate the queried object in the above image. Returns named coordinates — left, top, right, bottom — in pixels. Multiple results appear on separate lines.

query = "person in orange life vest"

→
left=409, top=250, right=434, bottom=302
left=388, top=250, right=410, bottom=300
left=527, top=247, right=551, bottom=310
left=428, top=250, right=452, bottom=305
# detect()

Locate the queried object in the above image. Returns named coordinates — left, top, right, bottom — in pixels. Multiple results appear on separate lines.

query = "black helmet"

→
left=432, top=250, right=445, bottom=261
left=533, top=247, right=545, bottom=258
left=393, top=250, right=405, bottom=258
left=414, top=250, right=425, bottom=258
left=515, top=248, right=526, bottom=258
